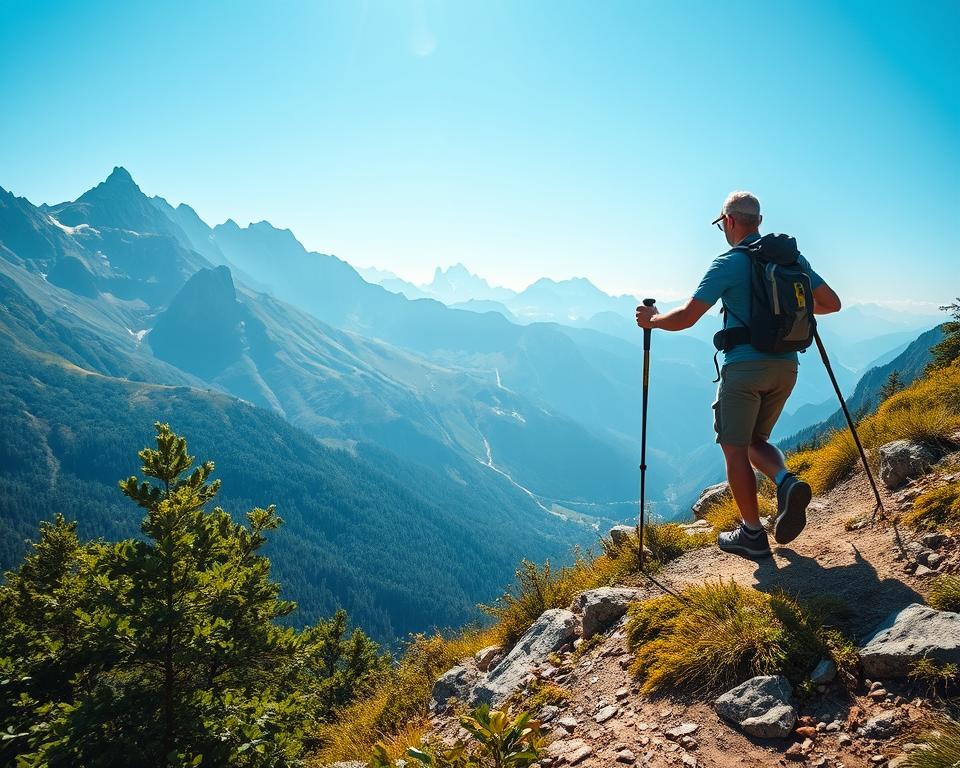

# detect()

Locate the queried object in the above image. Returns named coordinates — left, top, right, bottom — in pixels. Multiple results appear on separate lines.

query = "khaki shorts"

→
left=712, top=360, right=798, bottom=447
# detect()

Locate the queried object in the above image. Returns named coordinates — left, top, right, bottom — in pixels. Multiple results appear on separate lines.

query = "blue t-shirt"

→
left=693, top=233, right=825, bottom=366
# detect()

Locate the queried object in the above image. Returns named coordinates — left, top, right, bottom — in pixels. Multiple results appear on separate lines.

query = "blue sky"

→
left=1, top=0, right=956, bottom=307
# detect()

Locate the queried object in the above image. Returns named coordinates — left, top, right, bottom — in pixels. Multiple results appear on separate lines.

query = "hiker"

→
left=635, top=191, right=841, bottom=558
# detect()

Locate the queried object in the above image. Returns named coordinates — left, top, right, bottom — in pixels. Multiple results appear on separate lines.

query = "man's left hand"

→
left=635, top=304, right=658, bottom=329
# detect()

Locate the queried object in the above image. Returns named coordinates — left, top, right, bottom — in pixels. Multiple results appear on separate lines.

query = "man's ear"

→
left=758, top=214, right=763, bottom=226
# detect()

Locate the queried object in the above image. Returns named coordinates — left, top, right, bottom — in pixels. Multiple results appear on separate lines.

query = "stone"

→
left=571, top=587, right=643, bottom=639
left=921, top=532, right=947, bottom=549
left=681, top=754, right=698, bottom=768
left=680, top=736, right=699, bottom=750
left=431, top=665, right=478, bottom=711
left=860, top=711, right=902, bottom=740
left=859, top=603, right=960, bottom=677
left=471, top=608, right=577, bottom=706
left=609, top=525, right=637, bottom=547
left=567, top=744, right=593, bottom=765
left=811, top=658, right=837, bottom=684
left=927, top=552, right=944, bottom=569
left=838, top=733, right=853, bottom=746
left=474, top=645, right=501, bottom=672
left=540, top=705, right=560, bottom=722
left=595, top=704, right=618, bottom=723
left=714, top=675, right=797, bottom=739
left=666, top=723, right=700, bottom=740
left=914, top=564, right=934, bottom=577
left=557, top=716, right=578, bottom=732
left=785, top=743, right=805, bottom=761
left=878, top=440, right=936, bottom=489
left=692, top=482, right=732, bottom=518
left=616, top=749, right=636, bottom=764
left=868, top=687, right=888, bottom=700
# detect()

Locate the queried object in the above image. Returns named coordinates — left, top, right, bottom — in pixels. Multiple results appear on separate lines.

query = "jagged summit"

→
left=103, top=166, right=137, bottom=188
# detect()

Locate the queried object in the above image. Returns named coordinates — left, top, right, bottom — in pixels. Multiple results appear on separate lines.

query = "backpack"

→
left=712, top=233, right=816, bottom=377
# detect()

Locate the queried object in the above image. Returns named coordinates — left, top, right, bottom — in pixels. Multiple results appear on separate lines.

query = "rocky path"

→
left=429, top=460, right=960, bottom=768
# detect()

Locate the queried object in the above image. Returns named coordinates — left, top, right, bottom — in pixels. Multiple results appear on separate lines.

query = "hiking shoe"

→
left=774, top=473, right=812, bottom=545
left=718, top=523, right=772, bottom=559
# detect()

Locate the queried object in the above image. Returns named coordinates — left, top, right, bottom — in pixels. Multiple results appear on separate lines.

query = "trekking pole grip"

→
left=642, top=298, right=656, bottom=350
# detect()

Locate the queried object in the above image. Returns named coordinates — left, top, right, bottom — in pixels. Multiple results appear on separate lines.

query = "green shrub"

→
left=625, top=580, right=823, bottom=694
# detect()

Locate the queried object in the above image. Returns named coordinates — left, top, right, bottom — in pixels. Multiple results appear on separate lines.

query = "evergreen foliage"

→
left=928, top=298, right=960, bottom=372
left=0, top=424, right=386, bottom=767
left=878, top=369, right=903, bottom=402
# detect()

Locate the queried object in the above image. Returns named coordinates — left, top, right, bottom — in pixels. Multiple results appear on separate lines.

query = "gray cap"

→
left=711, top=191, right=761, bottom=225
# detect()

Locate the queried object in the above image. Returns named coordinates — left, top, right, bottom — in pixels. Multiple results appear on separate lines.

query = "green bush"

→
left=929, top=575, right=960, bottom=612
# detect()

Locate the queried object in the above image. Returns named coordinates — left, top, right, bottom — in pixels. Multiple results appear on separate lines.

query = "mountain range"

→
left=0, top=167, right=945, bottom=642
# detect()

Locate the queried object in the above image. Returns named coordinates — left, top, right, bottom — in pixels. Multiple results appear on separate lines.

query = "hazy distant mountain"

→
left=424, top=263, right=515, bottom=305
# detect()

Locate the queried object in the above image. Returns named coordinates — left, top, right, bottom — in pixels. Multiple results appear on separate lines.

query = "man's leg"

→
left=748, top=439, right=788, bottom=482
left=721, top=444, right=761, bottom=528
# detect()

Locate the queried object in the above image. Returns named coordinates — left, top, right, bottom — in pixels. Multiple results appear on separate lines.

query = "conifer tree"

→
left=0, top=423, right=386, bottom=767
left=878, top=369, right=903, bottom=402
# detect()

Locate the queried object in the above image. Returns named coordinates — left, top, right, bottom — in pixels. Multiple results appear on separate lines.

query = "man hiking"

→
left=635, top=191, right=841, bottom=558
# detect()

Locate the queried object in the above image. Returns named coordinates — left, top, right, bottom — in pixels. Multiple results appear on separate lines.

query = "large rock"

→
left=878, top=440, right=936, bottom=489
left=470, top=608, right=577, bottom=707
left=714, top=675, right=796, bottom=739
left=692, top=482, right=732, bottom=518
left=609, top=525, right=638, bottom=547
left=859, top=603, right=960, bottom=677
left=431, top=665, right=478, bottom=712
left=571, top=587, right=643, bottom=639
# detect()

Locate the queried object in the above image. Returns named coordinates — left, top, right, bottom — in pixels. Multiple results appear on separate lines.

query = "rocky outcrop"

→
left=714, top=675, right=796, bottom=739
left=570, top=587, right=642, bottom=639
left=878, top=440, right=936, bottom=489
left=470, top=608, right=577, bottom=707
left=474, top=645, right=501, bottom=672
left=431, top=664, right=478, bottom=713
left=859, top=603, right=960, bottom=677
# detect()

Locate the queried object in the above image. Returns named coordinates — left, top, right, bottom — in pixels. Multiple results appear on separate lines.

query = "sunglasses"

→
left=713, top=214, right=726, bottom=232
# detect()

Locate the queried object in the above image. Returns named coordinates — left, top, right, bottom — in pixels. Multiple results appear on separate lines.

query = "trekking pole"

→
left=813, top=331, right=905, bottom=551
left=637, top=298, right=656, bottom=571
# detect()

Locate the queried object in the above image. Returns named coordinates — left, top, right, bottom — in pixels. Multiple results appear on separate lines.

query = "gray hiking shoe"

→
left=718, top=523, right=772, bottom=559
left=774, top=472, right=812, bottom=545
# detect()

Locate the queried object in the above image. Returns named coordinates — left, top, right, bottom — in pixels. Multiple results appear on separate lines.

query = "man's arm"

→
left=812, top=283, right=841, bottom=315
left=636, top=297, right=711, bottom=331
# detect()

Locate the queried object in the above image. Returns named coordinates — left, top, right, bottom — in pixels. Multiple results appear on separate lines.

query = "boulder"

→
left=878, top=440, right=936, bottom=489
left=692, top=482, right=731, bottom=518
left=470, top=608, right=577, bottom=707
left=431, top=665, right=478, bottom=712
left=571, top=587, right=643, bottom=639
left=714, top=675, right=796, bottom=739
left=609, top=525, right=637, bottom=547
left=859, top=603, right=960, bottom=677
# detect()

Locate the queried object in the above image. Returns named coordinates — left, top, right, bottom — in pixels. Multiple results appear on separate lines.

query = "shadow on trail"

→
left=751, top=544, right=923, bottom=638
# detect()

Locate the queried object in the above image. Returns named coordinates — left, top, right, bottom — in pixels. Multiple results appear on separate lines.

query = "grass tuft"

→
left=928, top=574, right=960, bottom=612
left=625, top=580, right=823, bottom=695
left=904, top=483, right=960, bottom=530
left=899, top=717, right=960, bottom=768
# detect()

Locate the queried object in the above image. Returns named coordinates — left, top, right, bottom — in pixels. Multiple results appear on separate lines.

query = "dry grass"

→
left=789, top=362, right=960, bottom=496
left=898, top=717, right=960, bottom=768
left=904, top=483, right=960, bottom=531
left=625, top=580, right=822, bottom=695
left=308, top=629, right=494, bottom=764
left=928, top=574, right=960, bottom=613
left=704, top=495, right=777, bottom=532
